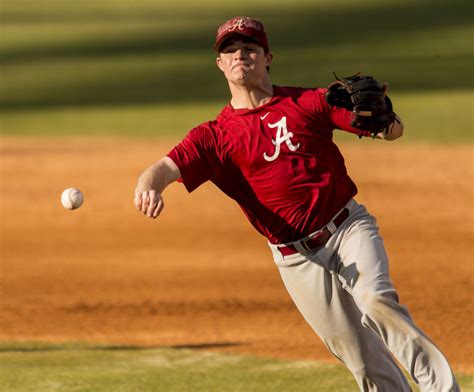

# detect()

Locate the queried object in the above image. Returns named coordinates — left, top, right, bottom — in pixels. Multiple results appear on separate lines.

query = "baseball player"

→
left=134, top=16, right=459, bottom=392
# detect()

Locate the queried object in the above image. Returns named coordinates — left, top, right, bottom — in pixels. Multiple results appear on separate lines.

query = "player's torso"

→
left=220, top=95, right=341, bottom=194
left=211, top=89, right=357, bottom=242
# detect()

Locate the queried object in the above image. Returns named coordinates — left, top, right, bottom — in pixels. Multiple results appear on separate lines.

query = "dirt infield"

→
left=1, top=137, right=472, bottom=372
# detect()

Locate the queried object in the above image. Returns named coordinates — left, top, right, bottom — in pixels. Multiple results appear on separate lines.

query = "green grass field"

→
left=1, top=91, right=472, bottom=142
left=1, top=343, right=473, bottom=392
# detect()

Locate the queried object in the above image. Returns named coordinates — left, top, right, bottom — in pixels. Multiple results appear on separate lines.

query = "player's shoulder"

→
left=186, top=104, right=242, bottom=144
left=274, top=85, right=325, bottom=98
left=274, top=85, right=328, bottom=108
left=274, top=85, right=329, bottom=114
left=213, top=104, right=244, bottom=133
left=216, top=104, right=233, bottom=122
left=190, top=105, right=230, bottom=135
left=190, top=119, right=219, bottom=137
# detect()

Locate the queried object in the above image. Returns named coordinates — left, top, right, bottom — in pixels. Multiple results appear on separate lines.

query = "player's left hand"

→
left=325, top=73, right=397, bottom=137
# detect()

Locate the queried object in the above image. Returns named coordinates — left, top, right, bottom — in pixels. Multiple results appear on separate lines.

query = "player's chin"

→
left=232, top=68, right=247, bottom=77
left=232, top=70, right=256, bottom=83
left=230, top=75, right=249, bottom=84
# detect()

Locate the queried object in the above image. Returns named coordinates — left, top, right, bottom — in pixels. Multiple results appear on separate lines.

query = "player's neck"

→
left=228, top=77, right=273, bottom=110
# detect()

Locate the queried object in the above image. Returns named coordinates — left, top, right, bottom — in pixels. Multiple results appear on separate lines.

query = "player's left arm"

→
left=328, top=104, right=404, bottom=141
left=322, top=75, right=404, bottom=141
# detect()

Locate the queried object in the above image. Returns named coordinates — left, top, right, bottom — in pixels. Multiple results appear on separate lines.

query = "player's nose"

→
left=233, top=48, right=247, bottom=59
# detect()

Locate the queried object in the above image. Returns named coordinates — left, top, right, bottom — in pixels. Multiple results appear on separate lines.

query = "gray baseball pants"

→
left=268, top=199, right=459, bottom=392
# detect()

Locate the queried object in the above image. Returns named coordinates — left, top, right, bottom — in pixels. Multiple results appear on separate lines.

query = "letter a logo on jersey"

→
left=263, top=116, right=300, bottom=162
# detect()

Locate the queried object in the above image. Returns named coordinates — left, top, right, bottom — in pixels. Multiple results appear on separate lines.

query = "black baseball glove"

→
left=325, top=73, right=397, bottom=138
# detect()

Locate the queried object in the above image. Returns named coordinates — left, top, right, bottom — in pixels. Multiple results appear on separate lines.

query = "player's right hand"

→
left=134, top=189, right=164, bottom=219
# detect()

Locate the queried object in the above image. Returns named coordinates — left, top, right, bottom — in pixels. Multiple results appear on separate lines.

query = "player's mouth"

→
left=232, top=62, right=250, bottom=70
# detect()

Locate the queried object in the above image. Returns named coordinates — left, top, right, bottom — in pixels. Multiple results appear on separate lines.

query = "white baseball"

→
left=61, top=188, right=84, bottom=210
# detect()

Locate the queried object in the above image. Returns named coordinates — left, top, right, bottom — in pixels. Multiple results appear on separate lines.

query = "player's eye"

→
left=221, top=47, right=234, bottom=54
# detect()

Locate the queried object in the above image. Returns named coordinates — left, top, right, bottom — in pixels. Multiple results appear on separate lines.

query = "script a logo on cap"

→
left=224, top=17, right=263, bottom=33
left=228, top=18, right=246, bottom=32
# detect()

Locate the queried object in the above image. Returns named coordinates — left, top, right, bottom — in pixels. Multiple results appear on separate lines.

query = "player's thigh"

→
left=278, top=257, right=391, bottom=368
left=336, top=214, right=395, bottom=298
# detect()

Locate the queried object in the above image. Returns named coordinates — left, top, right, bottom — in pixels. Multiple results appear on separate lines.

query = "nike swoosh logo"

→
left=260, top=112, right=270, bottom=120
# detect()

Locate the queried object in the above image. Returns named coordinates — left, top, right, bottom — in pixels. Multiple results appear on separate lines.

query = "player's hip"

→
left=268, top=198, right=376, bottom=267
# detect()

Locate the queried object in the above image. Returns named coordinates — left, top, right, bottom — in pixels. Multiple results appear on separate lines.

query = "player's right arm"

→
left=135, top=122, right=221, bottom=219
left=134, top=156, right=181, bottom=219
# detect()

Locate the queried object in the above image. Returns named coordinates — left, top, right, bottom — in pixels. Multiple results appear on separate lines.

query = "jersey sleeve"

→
left=288, top=86, right=370, bottom=137
left=167, top=122, right=223, bottom=193
left=315, top=88, right=372, bottom=137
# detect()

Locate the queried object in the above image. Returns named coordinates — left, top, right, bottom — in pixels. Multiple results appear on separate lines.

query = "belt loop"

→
left=326, top=221, right=337, bottom=234
left=346, top=198, right=357, bottom=213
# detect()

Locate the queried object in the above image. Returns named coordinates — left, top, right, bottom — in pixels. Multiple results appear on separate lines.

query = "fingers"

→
left=134, top=189, right=164, bottom=219
left=152, top=197, right=164, bottom=218
left=134, top=188, right=142, bottom=210
left=145, top=190, right=163, bottom=218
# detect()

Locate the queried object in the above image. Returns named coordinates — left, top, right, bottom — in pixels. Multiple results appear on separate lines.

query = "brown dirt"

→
left=0, top=137, right=472, bottom=372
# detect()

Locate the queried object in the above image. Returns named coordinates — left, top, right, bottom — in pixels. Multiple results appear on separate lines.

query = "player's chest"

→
left=223, top=110, right=325, bottom=170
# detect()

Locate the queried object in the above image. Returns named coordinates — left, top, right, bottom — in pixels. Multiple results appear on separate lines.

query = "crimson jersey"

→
left=167, top=86, right=370, bottom=244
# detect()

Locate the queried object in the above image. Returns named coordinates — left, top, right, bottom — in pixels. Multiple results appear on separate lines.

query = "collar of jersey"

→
left=226, top=85, right=282, bottom=116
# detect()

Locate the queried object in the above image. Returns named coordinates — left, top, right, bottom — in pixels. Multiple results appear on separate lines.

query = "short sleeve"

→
left=167, top=122, right=223, bottom=193
left=316, top=88, right=372, bottom=137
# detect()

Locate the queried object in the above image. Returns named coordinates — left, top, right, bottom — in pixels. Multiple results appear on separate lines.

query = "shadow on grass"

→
left=0, top=341, right=243, bottom=353
left=1, top=0, right=473, bottom=111
left=2, top=0, right=471, bottom=63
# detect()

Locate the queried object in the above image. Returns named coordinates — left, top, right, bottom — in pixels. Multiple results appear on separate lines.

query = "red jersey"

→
left=167, top=86, right=370, bottom=244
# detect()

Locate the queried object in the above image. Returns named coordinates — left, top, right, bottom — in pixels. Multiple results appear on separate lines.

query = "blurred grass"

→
left=0, top=102, right=219, bottom=138
left=0, top=342, right=359, bottom=392
left=0, top=0, right=473, bottom=141
left=1, top=92, right=471, bottom=142
left=0, top=342, right=473, bottom=391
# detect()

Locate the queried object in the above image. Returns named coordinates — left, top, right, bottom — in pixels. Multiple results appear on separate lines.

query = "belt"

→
left=277, top=207, right=350, bottom=257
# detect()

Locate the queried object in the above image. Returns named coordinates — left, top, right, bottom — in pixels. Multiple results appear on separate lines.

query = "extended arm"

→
left=134, top=156, right=181, bottom=219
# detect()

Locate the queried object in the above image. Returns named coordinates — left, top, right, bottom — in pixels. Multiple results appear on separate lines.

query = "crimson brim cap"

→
left=214, top=16, right=269, bottom=53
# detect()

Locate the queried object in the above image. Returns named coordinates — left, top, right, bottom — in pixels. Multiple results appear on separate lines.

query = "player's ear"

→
left=216, top=56, right=225, bottom=73
left=264, top=52, right=273, bottom=67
